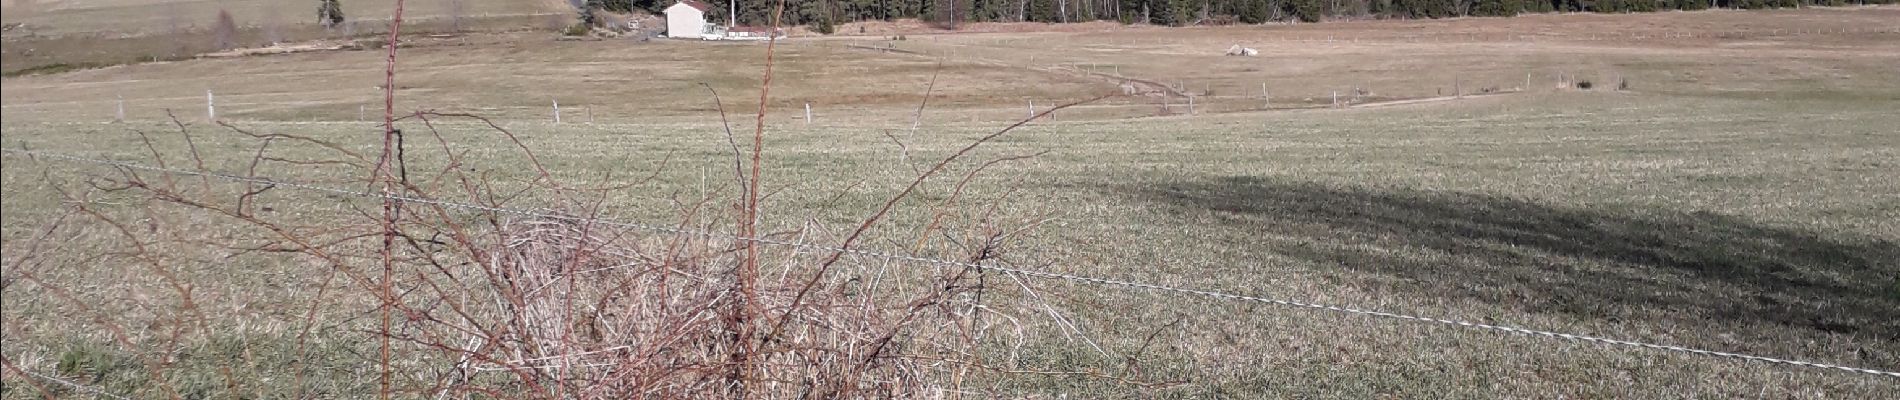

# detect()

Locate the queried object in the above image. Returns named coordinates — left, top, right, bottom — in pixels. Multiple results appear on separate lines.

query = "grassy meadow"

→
left=3, top=4, right=1899, bottom=398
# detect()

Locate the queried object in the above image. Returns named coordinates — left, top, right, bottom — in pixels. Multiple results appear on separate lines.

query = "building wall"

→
left=665, top=4, right=705, bottom=38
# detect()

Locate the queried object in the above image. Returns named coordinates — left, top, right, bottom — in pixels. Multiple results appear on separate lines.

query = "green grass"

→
left=4, top=7, right=1900, bottom=398
left=0, top=62, right=104, bottom=77
left=4, top=91, right=1897, bottom=397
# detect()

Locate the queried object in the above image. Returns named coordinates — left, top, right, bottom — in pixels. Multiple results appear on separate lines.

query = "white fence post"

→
left=1187, top=95, right=1194, bottom=115
left=805, top=102, right=812, bottom=124
left=587, top=106, right=595, bottom=124
left=1027, top=100, right=1035, bottom=119
left=206, top=90, right=215, bottom=121
left=115, top=95, right=125, bottom=123
left=552, top=99, right=561, bottom=124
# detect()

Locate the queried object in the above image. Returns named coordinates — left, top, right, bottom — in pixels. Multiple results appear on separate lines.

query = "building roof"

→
left=673, top=0, right=713, bottom=12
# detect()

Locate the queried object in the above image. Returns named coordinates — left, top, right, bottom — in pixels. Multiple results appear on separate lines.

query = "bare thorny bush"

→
left=0, top=1, right=1172, bottom=398
left=3, top=113, right=1089, bottom=398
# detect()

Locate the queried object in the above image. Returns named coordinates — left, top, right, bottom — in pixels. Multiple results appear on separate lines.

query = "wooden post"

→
left=1027, top=100, right=1035, bottom=118
left=805, top=102, right=812, bottom=124
left=552, top=99, right=561, bottom=124
left=1526, top=72, right=1532, bottom=91
left=359, top=105, right=366, bottom=122
left=587, top=106, right=595, bottom=124
left=1264, top=90, right=1270, bottom=109
left=115, top=95, right=125, bottom=123
left=1454, top=78, right=1462, bottom=98
left=1332, top=91, right=1338, bottom=107
left=206, top=90, right=215, bottom=121
left=1186, top=95, right=1194, bottom=115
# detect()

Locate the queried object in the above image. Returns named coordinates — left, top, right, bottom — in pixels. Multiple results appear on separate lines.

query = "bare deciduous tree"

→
left=933, top=0, right=963, bottom=29
left=447, top=0, right=466, bottom=32
left=214, top=10, right=238, bottom=51
left=262, top=4, right=283, bottom=44
left=318, top=0, right=345, bottom=28
left=166, top=3, right=186, bottom=56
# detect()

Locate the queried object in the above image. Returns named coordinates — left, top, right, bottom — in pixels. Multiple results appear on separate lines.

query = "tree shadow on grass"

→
left=1117, top=176, right=1899, bottom=358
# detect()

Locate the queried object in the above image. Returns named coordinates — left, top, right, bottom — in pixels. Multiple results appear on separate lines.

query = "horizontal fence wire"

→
left=2, top=147, right=1896, bottom=379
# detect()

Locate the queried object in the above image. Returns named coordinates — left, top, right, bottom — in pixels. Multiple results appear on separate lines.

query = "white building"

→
left=663, top=0, right=712, bottom=39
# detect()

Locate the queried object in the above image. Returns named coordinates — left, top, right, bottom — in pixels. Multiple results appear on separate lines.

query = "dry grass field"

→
left=0, top=0, right=568, bottom=36
left=1, top=0, right=574, bottom=74
left=5, top=7, right=1898, bottom=122
left=3, top=4, right=1899, bottom=398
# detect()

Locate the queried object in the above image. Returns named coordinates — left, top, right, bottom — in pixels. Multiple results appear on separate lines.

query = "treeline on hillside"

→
left=590, top=0, right=1893, bottom=30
